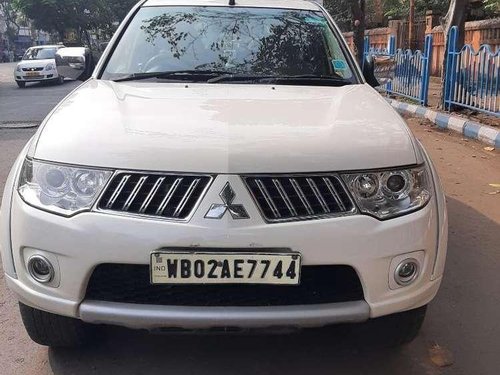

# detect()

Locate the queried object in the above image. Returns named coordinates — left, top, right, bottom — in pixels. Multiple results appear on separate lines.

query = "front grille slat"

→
left=122, top=176, right=148, bottom=211
left=290, top=178, right=314, bottom=215
left=105, top=174, right=131, bottom=209
left=323, top=177, right=347, bottom=211
left=173, top=178, right=201, bottom=218
left=255, top=179, right=281, bottom=219
left=272, top=179, right=297, bottom=217
left=98, top=173, right=211, bottom=220
left=139, top=177, right=165, bottom=213
left=156, top=178, right=183, bottom=216
left=86, top=264, right=364, bottom=307
left=306, top=178, right=330, bottom=213
left=244, top=175, right=354, bottom=222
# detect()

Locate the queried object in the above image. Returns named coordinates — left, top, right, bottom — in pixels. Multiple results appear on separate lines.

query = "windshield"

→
left=23, top=47, right=58, bottom=60
left=101, top=6, right=358, bottom=84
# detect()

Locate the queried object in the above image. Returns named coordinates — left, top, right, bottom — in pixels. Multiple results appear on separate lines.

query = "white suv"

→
left=0, top=0, right=447, bottom=347
left=14, top=45, right=65, bottom=88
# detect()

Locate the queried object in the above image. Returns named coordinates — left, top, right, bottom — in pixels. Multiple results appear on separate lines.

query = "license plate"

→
left=26, top=72, right=40, bottom=77
left=150, top=252, right=301, bottom=285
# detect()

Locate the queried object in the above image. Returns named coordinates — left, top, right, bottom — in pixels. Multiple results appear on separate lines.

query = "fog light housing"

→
left=27, top=255, right=54, bottom=283
left=394, top=259, right=419, bottom=286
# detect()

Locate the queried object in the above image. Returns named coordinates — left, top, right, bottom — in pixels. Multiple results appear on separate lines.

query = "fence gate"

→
left=364, top=34, right=433, bottom=106
left=444, top=26, right=500, bottom=116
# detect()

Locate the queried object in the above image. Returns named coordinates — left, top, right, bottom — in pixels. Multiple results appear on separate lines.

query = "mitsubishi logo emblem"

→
left=205, top=182, right=250, bottom=219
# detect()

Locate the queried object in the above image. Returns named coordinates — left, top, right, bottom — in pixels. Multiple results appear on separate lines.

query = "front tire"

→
left=57, top=75, right=64, bottom=85
left=357, top=305, right=427, bottom=346
left=19, top=302, right=95, bottom=347
left=16, top=81, right=25, bottom=88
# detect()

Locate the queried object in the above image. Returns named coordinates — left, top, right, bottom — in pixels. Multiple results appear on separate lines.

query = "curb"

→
left=0, top=122, right=40, bottom=129
left=387, top=98, right=500, bottom=148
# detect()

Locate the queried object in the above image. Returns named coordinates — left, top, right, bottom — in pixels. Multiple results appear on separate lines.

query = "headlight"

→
left=45, top=63, right=55, bottom=71
left=342, top=165, right=432, bottom=219
left=16, top=65, right=22, bottom=72
left=18, top=159, right=112, bottom=216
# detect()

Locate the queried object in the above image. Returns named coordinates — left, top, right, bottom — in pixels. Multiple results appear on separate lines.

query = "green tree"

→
left=0, top=0, right=21, bottom=50
left=12, top=0, right=137, bottom=43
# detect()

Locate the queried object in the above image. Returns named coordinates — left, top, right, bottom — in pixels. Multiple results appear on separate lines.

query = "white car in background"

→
left=1, top=0, right=448, bottom=348
left=14, top=45, right=65, bottom=88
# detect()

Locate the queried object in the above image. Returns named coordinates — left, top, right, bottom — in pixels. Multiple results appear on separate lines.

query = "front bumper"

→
left=15, top=69, right=59, bottom=82
left=2, top=164, right=448, bottom=329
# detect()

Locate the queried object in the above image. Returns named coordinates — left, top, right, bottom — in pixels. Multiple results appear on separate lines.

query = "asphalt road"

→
left=1, top=62, right=500, bottom=375
left=0, top=62, right=80, bottom=124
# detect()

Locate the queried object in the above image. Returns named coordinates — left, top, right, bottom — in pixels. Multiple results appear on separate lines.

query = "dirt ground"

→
left=405, top=114, right=499, bottom=223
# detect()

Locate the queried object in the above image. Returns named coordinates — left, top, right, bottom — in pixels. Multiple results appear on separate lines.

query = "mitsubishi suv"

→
left=0, top=0, right=447, bottom=347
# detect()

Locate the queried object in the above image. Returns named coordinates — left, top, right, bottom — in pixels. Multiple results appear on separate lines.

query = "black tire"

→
left=16, top=81, right=25, bottom=88
left=19, top=302, right=95, bottom=347
left=57, top=75, right=64, bottom=85
left=355, top=305, right=427, bottom=347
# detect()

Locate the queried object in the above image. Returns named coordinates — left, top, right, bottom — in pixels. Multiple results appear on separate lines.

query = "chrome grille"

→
left=22, top=67, right=43, bottom=71
left=243, top=175, right=354, bottom=222
left=98, top=173, right=212, bottom=220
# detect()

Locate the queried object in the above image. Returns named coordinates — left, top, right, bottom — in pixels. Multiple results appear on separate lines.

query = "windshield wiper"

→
left=207, top=73, right=352, bottom=86
left=112, top=69, right=232, bottom=82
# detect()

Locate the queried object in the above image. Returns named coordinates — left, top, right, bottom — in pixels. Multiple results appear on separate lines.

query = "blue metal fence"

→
left=444, top=26, right=500, bottom=116
left=364, top=35, right=433, bottom=106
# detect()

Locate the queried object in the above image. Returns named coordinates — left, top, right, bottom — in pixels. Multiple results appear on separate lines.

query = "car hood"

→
left=32, top=80, right=417, bottom=173
left=18, top=59, right=54, bottom=68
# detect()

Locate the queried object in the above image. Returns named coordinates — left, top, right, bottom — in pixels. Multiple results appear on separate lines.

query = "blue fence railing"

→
left=364, top=35, right=433, bottom=106
left=444, top=26, right=500, bottom=116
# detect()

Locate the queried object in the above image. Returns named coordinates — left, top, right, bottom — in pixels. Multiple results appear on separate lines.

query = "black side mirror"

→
left=362, top=55, right=396, bottom=88
left=363, top=55, right=380, bottom=87
left=55, top=47, right=95, bottom=81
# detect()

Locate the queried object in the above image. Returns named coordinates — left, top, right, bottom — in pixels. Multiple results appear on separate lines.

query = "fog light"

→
left=27, top=255, right=54, bottom=283
left=394, top=259, right=419, bottom=286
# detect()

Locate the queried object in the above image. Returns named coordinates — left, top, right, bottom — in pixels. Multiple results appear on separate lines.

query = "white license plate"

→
left=150, top=252, right=301, bottom=285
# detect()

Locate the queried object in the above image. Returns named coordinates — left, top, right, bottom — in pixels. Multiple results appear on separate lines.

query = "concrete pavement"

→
left=0, top=63, right=500, bottom=374
left=0, top=62, right=80, bottom=125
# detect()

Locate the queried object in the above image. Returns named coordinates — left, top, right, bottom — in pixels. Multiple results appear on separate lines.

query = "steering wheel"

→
left=143, top=53, right=183, bottom=73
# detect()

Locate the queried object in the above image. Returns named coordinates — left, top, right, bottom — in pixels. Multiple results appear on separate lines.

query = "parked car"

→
left=0, top=0, right=447, bottom=348
left=13, top=45, right=65, bottom=88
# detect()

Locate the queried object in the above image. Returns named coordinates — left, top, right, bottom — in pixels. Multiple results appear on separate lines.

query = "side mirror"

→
left=363, top=55, right=396, bottom=88
left=55, top=47, right=95, bottom=81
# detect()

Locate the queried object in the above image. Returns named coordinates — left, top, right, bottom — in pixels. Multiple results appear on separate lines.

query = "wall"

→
left=429, top=18, right=500, bottom=76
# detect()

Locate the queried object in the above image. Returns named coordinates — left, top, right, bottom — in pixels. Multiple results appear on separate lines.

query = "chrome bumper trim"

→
left=79, top=300, right=370, bottom=329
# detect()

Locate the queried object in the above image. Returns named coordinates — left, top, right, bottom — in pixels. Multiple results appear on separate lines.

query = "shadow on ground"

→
left=47, top=197, right=500, bottom=375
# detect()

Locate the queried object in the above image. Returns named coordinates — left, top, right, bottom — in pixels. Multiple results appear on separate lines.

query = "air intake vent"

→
left=243, top=175, right=354, bottom=222
left=98, top=173, right=212, bottom=220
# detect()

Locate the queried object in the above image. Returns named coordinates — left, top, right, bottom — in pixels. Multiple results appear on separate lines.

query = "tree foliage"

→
left=12, top=0, right=137, bottom=42
left=0, top=0, right=21, bottom=47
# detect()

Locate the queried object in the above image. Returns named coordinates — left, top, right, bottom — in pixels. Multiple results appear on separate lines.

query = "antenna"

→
left=229, top=0, right=235, bottom=5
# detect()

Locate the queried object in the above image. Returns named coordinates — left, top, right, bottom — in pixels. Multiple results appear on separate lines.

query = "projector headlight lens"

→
left=18, top=159, right=112, bottom=216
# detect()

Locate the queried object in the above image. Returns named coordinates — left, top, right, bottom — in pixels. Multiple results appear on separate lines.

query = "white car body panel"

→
left=33, top=80, right=417, bottom=173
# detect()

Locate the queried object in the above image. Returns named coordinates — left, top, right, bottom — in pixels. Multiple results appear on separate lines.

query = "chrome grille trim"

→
left=323, top=177, right=347, bottom=211
left=105, top=175, right=130, bottom=209
left=156, top=178, right=183, bottom=216
left=272, top=179, right=297, bottom=217
left=173, top=178, right=201, bottom=218
left=243, top=174, right=356, bottom=223
left=139, top=177, right=165, bottom=214
left=290, top=178, right=314, bottom=215
left=122, top=175, right=148, bottom=211
left=306, top=178, right=330, bottom=214
left=97, top=172, right=213, bottom=221
left=255, top=179, right=281, bottom=219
